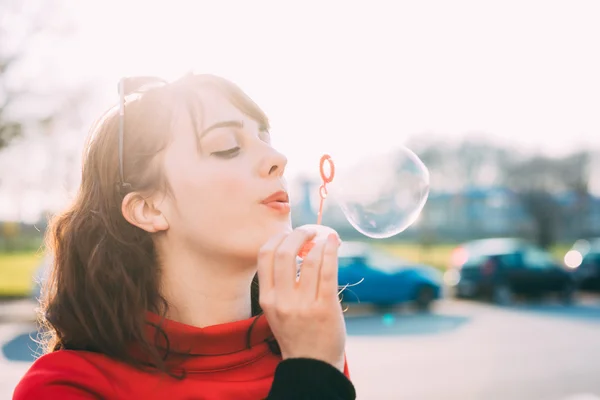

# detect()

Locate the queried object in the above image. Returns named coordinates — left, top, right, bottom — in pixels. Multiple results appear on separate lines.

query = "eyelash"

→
left=211, top=146, right=241, bottom=159
left=209, top=129, right=269, bottom=159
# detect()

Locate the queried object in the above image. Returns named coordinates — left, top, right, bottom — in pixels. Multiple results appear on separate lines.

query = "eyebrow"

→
left=199, top=120, right=244, bottom=139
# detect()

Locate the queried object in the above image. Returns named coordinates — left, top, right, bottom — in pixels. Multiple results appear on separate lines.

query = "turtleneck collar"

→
left=145, top=312, right=273, bottom=355
left=138, top=312, right=279, bottom=373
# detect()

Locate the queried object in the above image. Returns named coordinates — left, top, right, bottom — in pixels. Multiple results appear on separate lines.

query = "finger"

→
left=273, top=228, right=317, bottom=295
left=298, top=239, right=327, bottom=300
left=317, top=234, right=340, bottom=301
left=257, top=233, right=289, bottom=293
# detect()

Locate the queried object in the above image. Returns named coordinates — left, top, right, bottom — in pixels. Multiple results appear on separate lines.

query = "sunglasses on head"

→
left=116, top=76, right=167, bottom=191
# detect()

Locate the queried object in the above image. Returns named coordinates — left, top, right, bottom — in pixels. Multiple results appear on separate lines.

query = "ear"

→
left=121, top=192, right=169, bottom=233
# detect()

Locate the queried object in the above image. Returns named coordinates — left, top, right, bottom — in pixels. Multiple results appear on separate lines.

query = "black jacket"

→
left=267, top=358, right=356, bottom=399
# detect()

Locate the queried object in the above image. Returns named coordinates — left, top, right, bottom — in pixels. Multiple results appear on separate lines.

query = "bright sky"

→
left=62, top=0, right=600, bottom=170
left=2, top=0, right=600, bottom=221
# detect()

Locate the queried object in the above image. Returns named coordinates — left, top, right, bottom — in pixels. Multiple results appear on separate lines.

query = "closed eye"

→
left=211, top=147, right=241, bottom=159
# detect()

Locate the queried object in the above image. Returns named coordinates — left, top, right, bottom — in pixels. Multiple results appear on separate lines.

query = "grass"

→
left=0, top=251, right=44, bottom=297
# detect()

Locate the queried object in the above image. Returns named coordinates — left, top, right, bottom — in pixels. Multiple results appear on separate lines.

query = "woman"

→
left=13, top=74, right=355, bottom=399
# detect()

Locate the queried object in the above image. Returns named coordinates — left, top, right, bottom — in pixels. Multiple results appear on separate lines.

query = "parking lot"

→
left=2, top=296, right=600, bottom=399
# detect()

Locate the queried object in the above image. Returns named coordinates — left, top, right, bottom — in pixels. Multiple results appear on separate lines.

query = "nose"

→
left=259, top=147, right=287, bottom=178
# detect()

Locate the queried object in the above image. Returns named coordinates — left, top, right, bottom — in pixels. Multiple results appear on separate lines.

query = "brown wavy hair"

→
left=40, top=74, right=272, bottom=373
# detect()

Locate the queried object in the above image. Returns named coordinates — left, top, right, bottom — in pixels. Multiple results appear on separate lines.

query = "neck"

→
left=157, top=241, right=256, bottom=328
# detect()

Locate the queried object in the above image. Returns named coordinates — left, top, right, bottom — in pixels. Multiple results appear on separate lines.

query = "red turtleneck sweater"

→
left=12, top=314, right=351, bottom=399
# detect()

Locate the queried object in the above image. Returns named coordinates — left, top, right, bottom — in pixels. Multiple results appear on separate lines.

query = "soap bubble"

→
left=329, top=146, right=430, bottom=239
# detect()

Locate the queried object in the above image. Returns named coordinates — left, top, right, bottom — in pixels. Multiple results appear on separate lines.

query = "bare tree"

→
left=0, top=0, right=76, bottom=148
left=554, top=151, right=592, bottom=239
left=407, top=133, right=595, bottom=247
left=408, top=133, right=515, bottom=190
left=501, top=151, right=594, bottom=248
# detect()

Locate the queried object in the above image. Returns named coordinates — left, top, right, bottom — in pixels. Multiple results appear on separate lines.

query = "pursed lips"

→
left=261, top=190, right=290, bottom=214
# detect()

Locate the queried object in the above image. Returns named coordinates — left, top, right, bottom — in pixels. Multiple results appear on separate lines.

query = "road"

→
left=1, top=297, right=600, bottom=399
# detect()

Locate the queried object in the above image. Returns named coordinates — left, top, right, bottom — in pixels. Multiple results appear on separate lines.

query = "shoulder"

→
left=13, top=350, right=116, bottom=399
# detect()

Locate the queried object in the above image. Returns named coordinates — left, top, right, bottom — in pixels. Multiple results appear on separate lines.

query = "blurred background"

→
left=1, top=0, right=599, bottom=399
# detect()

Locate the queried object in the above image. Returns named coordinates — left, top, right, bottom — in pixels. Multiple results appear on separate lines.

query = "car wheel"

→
left=492, top=283, right=513, bottom=306
left=415, top=285, right=436, bottom=312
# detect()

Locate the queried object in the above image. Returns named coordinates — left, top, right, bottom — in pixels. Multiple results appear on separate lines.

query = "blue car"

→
left=337, top=242, right=443, bottom=312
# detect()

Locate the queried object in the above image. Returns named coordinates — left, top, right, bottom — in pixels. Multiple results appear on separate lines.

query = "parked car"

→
left=336, top=241, right=443, bottom=312
left=445, top=238, right=577, bottom=305
left=564, top=238, right=600, bottom=290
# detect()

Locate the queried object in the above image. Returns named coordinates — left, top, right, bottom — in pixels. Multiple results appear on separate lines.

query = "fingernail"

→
left=327, top=233, right=341, bottom=245
left=298, top=242, right=314, bottom=258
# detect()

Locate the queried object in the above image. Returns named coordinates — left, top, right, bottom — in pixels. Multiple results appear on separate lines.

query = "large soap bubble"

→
left=329, top=146, right=430, bottom=239
left=296, top=146, right=429, bottom=259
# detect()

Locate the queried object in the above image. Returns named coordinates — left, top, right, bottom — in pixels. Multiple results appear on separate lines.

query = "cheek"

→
left=170, top=164, right=254, bottom=222
left=202, top=166, right=251, bottom=205
left=223, top=175, right=251, bottom=198
left=164, top=145, right=242, bottom=206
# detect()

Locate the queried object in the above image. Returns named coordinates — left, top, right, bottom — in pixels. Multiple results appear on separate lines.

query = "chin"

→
left=222, top=219, right=292, bottom=262
left=270, top=220, right=293, bottom=238
left=246, top=227, right=291, bottom=259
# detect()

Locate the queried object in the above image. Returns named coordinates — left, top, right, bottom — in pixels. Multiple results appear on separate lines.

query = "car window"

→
left=463, top=252, right=520, bottom=269
left=582, top=253, right=600, bottom=266
left=523, top=248, right=555, bottom=269
left=366, top=250, right=405, bottom=273
left=367, top=251, right=399, bottom=267
left=462, top=254, right=487, bottom=269
left=498, top=253, right=522, bottom=268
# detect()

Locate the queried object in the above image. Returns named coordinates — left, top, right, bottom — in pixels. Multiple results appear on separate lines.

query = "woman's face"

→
left=157, top=87, right=291, bottom=261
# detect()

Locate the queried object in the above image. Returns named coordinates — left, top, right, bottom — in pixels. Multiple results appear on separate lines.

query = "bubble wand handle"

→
left=296, top=154, right=336, bottom=260
left=317, top=154, right=335, bottom=225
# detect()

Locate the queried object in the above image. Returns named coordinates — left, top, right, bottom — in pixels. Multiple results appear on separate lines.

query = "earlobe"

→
left=152, top=214, right=169, bottom=232
left=122, top=193, right=170, bottom=233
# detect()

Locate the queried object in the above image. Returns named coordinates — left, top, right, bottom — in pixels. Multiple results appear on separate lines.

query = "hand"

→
left=257, top=227, right=346, bottom=372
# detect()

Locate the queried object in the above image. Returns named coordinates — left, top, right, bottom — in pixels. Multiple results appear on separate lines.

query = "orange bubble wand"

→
left=296, top=155, right=361, bottom=295
left=317, top=154, right=335, bottom=225
left=297, top=154, right=335, bottom=259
